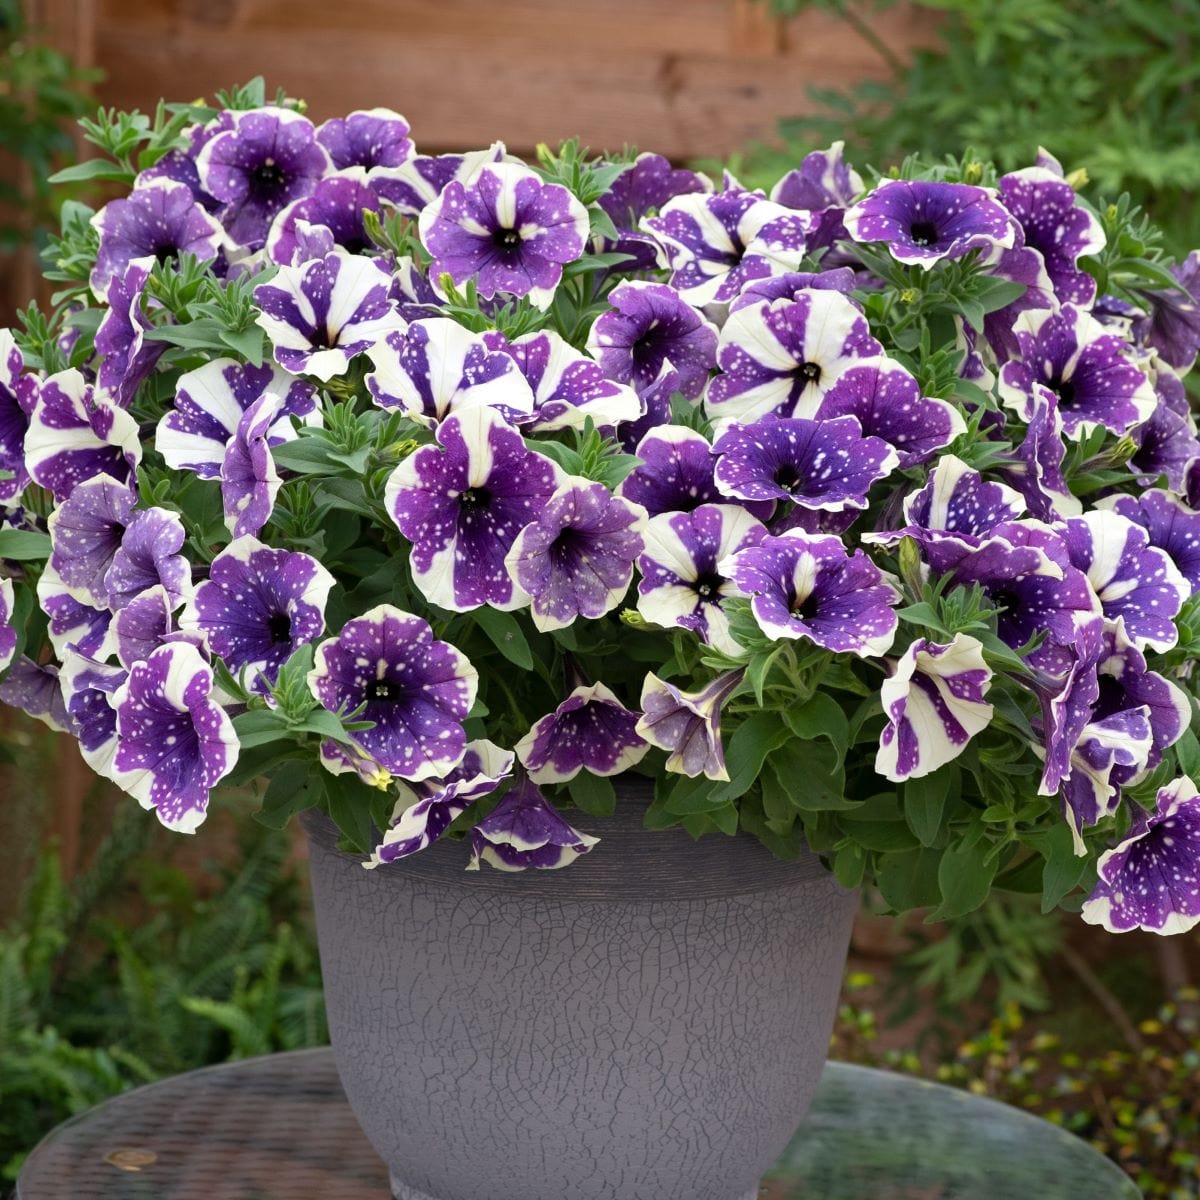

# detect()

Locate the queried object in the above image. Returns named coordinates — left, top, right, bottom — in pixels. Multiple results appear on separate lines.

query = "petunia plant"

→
left=4, top=79, right=1200, bottom=937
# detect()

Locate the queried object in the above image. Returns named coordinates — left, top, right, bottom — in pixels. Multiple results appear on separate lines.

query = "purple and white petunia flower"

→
left=1081, top=778, right=1200, bottom=935
left=771, top=141, right=863, bottom=213
left=307, top=604, right=478, bottom=781
left=384, top=406, right=562, bottom=611
left=466, top=777, right=599, bottom=871
left=196, top=107, right=333, bottom=250
left=586, top=280, right=719, bottom=402
left=0, top=329, right=36, bottom=503
left=134, top=116, right=227, bottom=211
left=1127, top=368, right=1200, bottom=494
left=1004, top=391, right=1081, bottom=521
left=220, top=393, right=282, bottom=539
left=0, top=657, right=73, bottom=732
left=89, top=179, right=224, bottom=297
left=722, top=530, right=899, bottom=656
left=705, top=291, right=883, bottom=424
left=366, top=739, right=514, bottom=867
left=157, top=358, right=318, bottom=480
left=181, top=536, right=334, bottom=689
left=1132, top=251, right=1200, bottom=373
left=813, top=357, right=966, bottom=468
left=0, top=577, right=16, bottom=674
left=488, top=330, right=642, bottom=432
left=728, top=268, right=858, bottom=313
left=105, top=507, right=191, bottom=612
left=47, top=474, right=135, bottom=606
left=112, top=642, right=239, bottom=833
left=319, top=738, right=392, bottom=789
left=998, top=305, right=1156, bottom=439
left=95, top=258, right=167, bottom=407
left=640, top=190, right=812, bottom=307
left=997, top=167, right=1105, bottom=307
left=876, top=634, right=993, bottom=782
left=636, top=669, right=743, bottom=781
left=37, top=562, right=113, bottom=661
left=515, top=682, right=648, bottom=784
left=712, top=415, right=898, bottom=510
left=366, top=318, right=533, bottom=426
left=979, top=243, right=1058, bottom=364
left=316, top=108, right=413, bottom=171
left=505, top=480, right=647, bottom=631
left=1099, top=489, right=1200, bottom=593
left=597, top=152, right=712, bottom=271
left=368, top=143, right=508, bottom=217
left=1061, top=510, right=1188, bottom=652
left=254, top=249, right=406, bottom=381
left=113, top=585, right=179, bottom=669
left=24, top=370, right=141, bottom=502
left=616, top=426, right=727, bottom=517
left=59, top=652, right=128, bottom=781
left=843, top=179, right=1016, bottom=268
left=417, top=162, right=589, bottom=309
left=265, top=170, right=382, bottom=265
left=637, top=503, right=766, bottom=654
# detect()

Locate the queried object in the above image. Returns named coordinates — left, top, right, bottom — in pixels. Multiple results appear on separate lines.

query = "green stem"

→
left=833, top=0, right=907, bottom=77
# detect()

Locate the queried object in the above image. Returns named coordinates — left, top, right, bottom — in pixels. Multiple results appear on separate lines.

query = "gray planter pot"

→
left=303, top=777, right=858, bottom=1200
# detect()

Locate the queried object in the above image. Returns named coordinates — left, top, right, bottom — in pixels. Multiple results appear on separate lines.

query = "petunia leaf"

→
left=472, top=606, right=534, bottom=670
left=324, top=771, right=379, bottom=855
left=254, top=761, right=326, bottom=830
left=904, top=767, right=954, bottom=847
left=927, top=835, right=997, bottom=921
left=0, top=530, right=52, bottom=561
left=566, top=771, right=617, bottom=817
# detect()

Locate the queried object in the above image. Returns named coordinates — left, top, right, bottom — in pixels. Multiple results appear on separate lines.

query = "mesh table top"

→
left=16, top=1047, right=1140, bottom=1200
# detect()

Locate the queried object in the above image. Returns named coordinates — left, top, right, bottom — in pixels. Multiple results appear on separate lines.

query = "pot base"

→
left=391, top=1174, right=761, bottom=1200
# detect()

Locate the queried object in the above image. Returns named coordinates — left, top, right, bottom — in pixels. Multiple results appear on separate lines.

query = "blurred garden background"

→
left=1, top=0, right=1198, bottom=1195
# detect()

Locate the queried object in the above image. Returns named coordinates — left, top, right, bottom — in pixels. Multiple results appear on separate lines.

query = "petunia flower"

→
left=636, top=669, right=743, bottom=780
left=1127, top=368, right=1200, bottom=494
left=1081, top=778, right=1200, bottom=934
left=712, top=414, right=898, bottom=510
left=113, top=585, right=178, bottom=669
left=135, top=116, right=228, bottom=211
left=196, top=106, right=333, bottom=250
left=156, top=358, right=317, bottom=480
left=265, top=170, right=383, bottom=264
left=94, top=258, right=167, bottom=407
left=586, top=280, right=719, bottom=402
left=0, top=577, right=16, bottom=675
left=505, top=480, right=647, bottom=631
left=59, top=652, right=128, bottom=782
left=1098, top=490, right=1200, bottom=593
left=384, top=406, right=562, bottom=611
left=1061, top=509, right=1188, bottom=652
left=369, top=143, right=508, bottom=217
left=37, top=562, right=114, bottom=661
left=418, top=162, right=589, bottom=309
left=998, top=305, right=1156, bottom=439
left=1131, top=251, right=1200, bottom=373
left=24, top=370, right=141, bottom=503
left=1003, top=390, right=1081, bottom=521
left=729, top=268, right=858, bottom=313
left=307, top=604, right=478, bottom=781
left=254, top=248, right=406, bottom=381
left=705, top=291, right=882, bottom=425
left=221, top=393, right=283, bottom=538
left=105, top=507, right=191, bottom=612
left=843, top=179, right=1017, bottom=268
left=47, top=474, right=136, bottom=606
left=112, top=642, right=239, bottom=832
left=366, top=318, right=533, bottom=426
left=316, top=108, right=413, bottom=171
left=487, top=329, right=642, bottom=433
left=0, top=329, right=36, bottom=503
left=0, top=657, right=73, bottom=732
left=997, top=167, right=1105, bottom=307
left=89, top=179, right=224, bottom=297
left=637, top=503, right=766, bottom=654
left=366, top=739, right=514, bottom=867
left=515, top=682, right=648, bottom=783
left=466, top=777, right=599, bottom=871
left=722, top=530, right=899, bottom=656
left=813, top=357, right=965, bottom=468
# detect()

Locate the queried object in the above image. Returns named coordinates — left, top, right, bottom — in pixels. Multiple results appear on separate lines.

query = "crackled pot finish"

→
left=304, top=777, right=858, bottom=1200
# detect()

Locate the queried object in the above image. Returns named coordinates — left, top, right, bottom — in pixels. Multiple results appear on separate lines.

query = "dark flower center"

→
left=792, top=590, right=820, bottom=621
left=251, top=159, right=287, bottom=196
left=798, top=361, right=822, bottom=385
left=1092, top=674, right=1127, bottom=721
left=1051, top=377, right=1078, bottom=410
left=460, top=487, right=491, bottom=510
left=152, top=242, right=179, bottom=265
left=267, top=611, right=293, bottom=644
left=493, top=228, right=522, bottom=250
left=909, top=220, right=940, bottom=247
left=694, top=571, right=723, bottom=601
left=774, top=463, right=803, bottom=491
left=367, top=679, right=401, bottom=703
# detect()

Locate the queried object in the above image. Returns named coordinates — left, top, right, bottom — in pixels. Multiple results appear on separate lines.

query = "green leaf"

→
left=270, top=438, right=340, bottom=475
left=253, top=762, right=325, bottom=830
left=290, top=709, right=359, bottom=746
left=876, top=846, right=943, bottom=911
left=566, top=772, right=616, bottom=817
left=1037, top=824, right=1091, bottom=913
left=766, top=741, right=857, bottom=810
left=662, top=772, right=729, bottom=815
left=218, top=325, right=266, bottom=365
left=472, top=607, right=534, bottom=670
left=927, top=835, right=997, bottom=921
left=708, top=712, right=791, bottom=803
left=903, top=768, right=954, bottom=847
left=324, top=772, right=378, bottom=855
left=782, top=692, right=849, bottom=757
left=0, top=530, right=52, bottom=561
left=1175, top=726, right=1200, bottom=782
left=48, top=158, right=135, bottom=184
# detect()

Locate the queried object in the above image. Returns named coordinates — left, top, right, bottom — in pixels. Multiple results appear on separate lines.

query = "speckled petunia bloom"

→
left=265, top=170, right=383, bottom=265
left=316, top=108, right=413, bottom=172
left=505, top=480, right=647, bottom=631
left=1082, top=778, right=1200, bottom=935
left=220, top=393, right=283, bottom=539
left=384, top=406, right=562, bottom=611
left=418, top=162, right=589, bottom=309
left=307, top=604, right=478, bottom=781
left=1099, top=490, right=1200, bottom=593
left=0, top=329, right=36, bottom=503
left=47, top=474, right=136, bottom=606
left=112, top=642, right=239, bottom=833
left=0, top=577, right=16, bottom=675
left=636, top=669, right=743, bottom=781
left=105, top=507, right=191, bottom=612
left=94, top=258, right=167, bottom=408
left=467, top=777, right=599, bottom=871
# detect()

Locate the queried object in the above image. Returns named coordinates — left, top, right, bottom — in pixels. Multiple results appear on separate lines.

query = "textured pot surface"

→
left=304, top=777, right=858, bottom=1200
